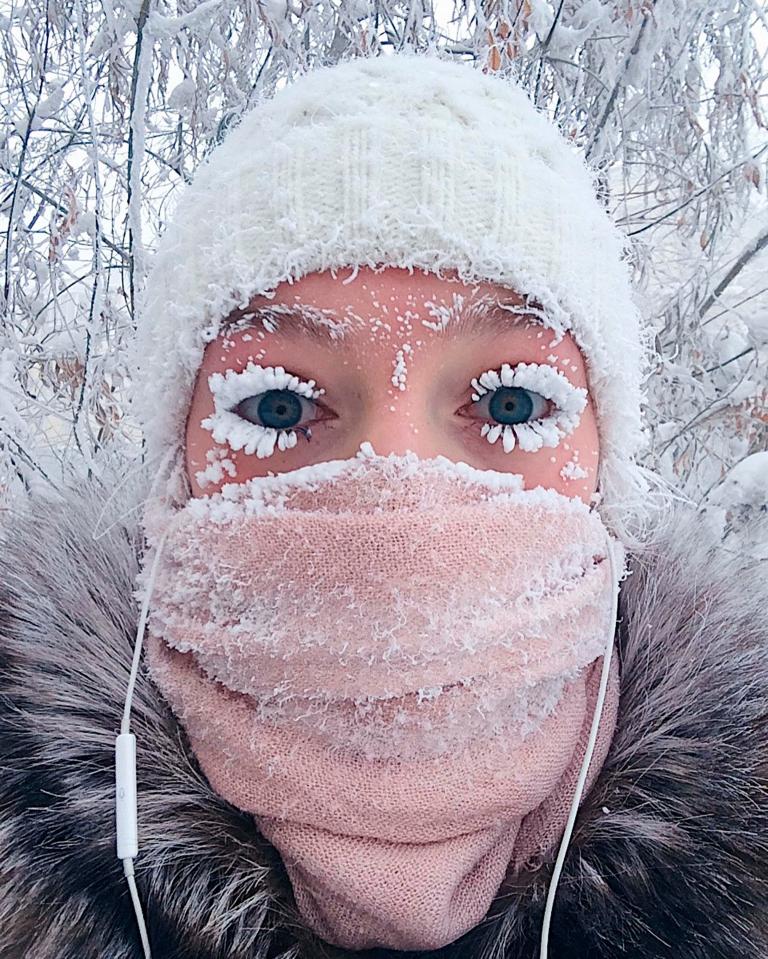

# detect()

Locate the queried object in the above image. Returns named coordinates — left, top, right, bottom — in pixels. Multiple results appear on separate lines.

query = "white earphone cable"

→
left=538, top=532, right=621, bottom=959
left=115, top=459, right=174, bottom=959
left=115, top=528, right=167, bottom=959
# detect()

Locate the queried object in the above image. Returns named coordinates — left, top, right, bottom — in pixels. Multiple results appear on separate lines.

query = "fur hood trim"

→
left=1, top=458, right=767, bottom=959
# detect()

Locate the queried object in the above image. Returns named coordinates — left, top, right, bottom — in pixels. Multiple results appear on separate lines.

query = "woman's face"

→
left=184, top=266, right=600, bottom=504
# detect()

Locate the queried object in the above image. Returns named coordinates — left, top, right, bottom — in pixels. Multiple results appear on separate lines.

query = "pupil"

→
left=237, top=390, right=303, bottom=429
left=488, top=387, right=533, bottom=425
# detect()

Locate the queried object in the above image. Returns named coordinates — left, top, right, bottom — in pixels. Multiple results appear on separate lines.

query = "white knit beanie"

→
left=129, top=48, right=662, bottom=545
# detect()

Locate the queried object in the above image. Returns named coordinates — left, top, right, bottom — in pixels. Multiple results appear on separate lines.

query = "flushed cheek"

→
left=530, top=435, right=598, bottom=500
left=519, top=340, right=599, bottom=500
left=530, top=407, right=600, bottom=501
left=458, top=412, right=595, bottom=485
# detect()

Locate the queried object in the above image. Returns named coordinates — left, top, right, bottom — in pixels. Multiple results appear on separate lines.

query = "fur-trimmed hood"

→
left=1, top=457, right=768, bottom=959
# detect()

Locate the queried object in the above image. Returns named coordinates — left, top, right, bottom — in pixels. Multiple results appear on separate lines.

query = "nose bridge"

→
left=346, top=333, right=456, bottom=459
left=355, top=387, right=446, bottom=459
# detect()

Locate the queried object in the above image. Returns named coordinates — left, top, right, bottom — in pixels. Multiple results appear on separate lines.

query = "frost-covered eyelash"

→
left=200, top=362, right=325, bottom=459
left=470, top=361, right=587, bottom=454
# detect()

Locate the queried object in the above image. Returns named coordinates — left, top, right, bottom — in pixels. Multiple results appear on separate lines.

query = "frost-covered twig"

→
left=71, top=0, right=106, bottom=446
left=127, top=0, right=152, bottom=316
left=3, top=0, right=52, bottom=310
left=699, top=222, right=768, bottom=317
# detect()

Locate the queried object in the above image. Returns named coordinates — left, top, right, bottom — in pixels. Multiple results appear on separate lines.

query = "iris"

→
left=236, top=390, right=304, bottom=430
left=488, top=387, right=534, bottom=425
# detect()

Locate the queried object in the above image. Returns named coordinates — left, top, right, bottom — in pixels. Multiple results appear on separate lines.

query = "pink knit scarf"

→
left=141, top=452, right=622, bottom=951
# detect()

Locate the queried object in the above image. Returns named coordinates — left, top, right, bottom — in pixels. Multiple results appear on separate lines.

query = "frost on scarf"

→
left=140, top=449, right=623, bottom=761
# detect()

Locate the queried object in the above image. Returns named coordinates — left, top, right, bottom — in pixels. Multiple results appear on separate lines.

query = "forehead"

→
left=218, top=266, right=558, bottom=347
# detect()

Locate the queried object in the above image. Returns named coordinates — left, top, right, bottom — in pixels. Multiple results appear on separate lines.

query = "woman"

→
left=2, top=50, right=767, bottom=959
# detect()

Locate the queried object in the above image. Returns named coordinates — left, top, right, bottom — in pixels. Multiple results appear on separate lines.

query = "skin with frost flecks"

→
left=184, top=265, right=601, bottom=504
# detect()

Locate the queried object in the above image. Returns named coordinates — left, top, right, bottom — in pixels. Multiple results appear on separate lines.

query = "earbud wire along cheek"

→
left=200, top=361, right=326, bottom=459
left=468, top=361, right=588, bottom=454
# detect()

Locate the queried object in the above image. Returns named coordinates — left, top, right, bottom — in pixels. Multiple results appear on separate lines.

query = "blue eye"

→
left=232, top=390, right=318, bottom=431
left=472, top=386, right=550, bottom=426
left=466, top=362, right=586, bottom=454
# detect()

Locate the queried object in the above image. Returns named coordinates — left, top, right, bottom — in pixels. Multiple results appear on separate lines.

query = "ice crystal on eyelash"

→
left=471, top=361, right=587, bottom=454
left=200, top=362, right=325, bottom=459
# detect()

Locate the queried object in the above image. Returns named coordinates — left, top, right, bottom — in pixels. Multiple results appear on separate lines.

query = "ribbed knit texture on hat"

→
left=129, top=49, right=657, bottom=542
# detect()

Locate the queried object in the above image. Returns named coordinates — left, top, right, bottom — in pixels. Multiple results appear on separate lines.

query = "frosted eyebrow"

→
left=220, top=295, right=548, bottom=342
left=221, top=303, right=350, bottom=343
left=447, top=297, right=549, bottom=338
